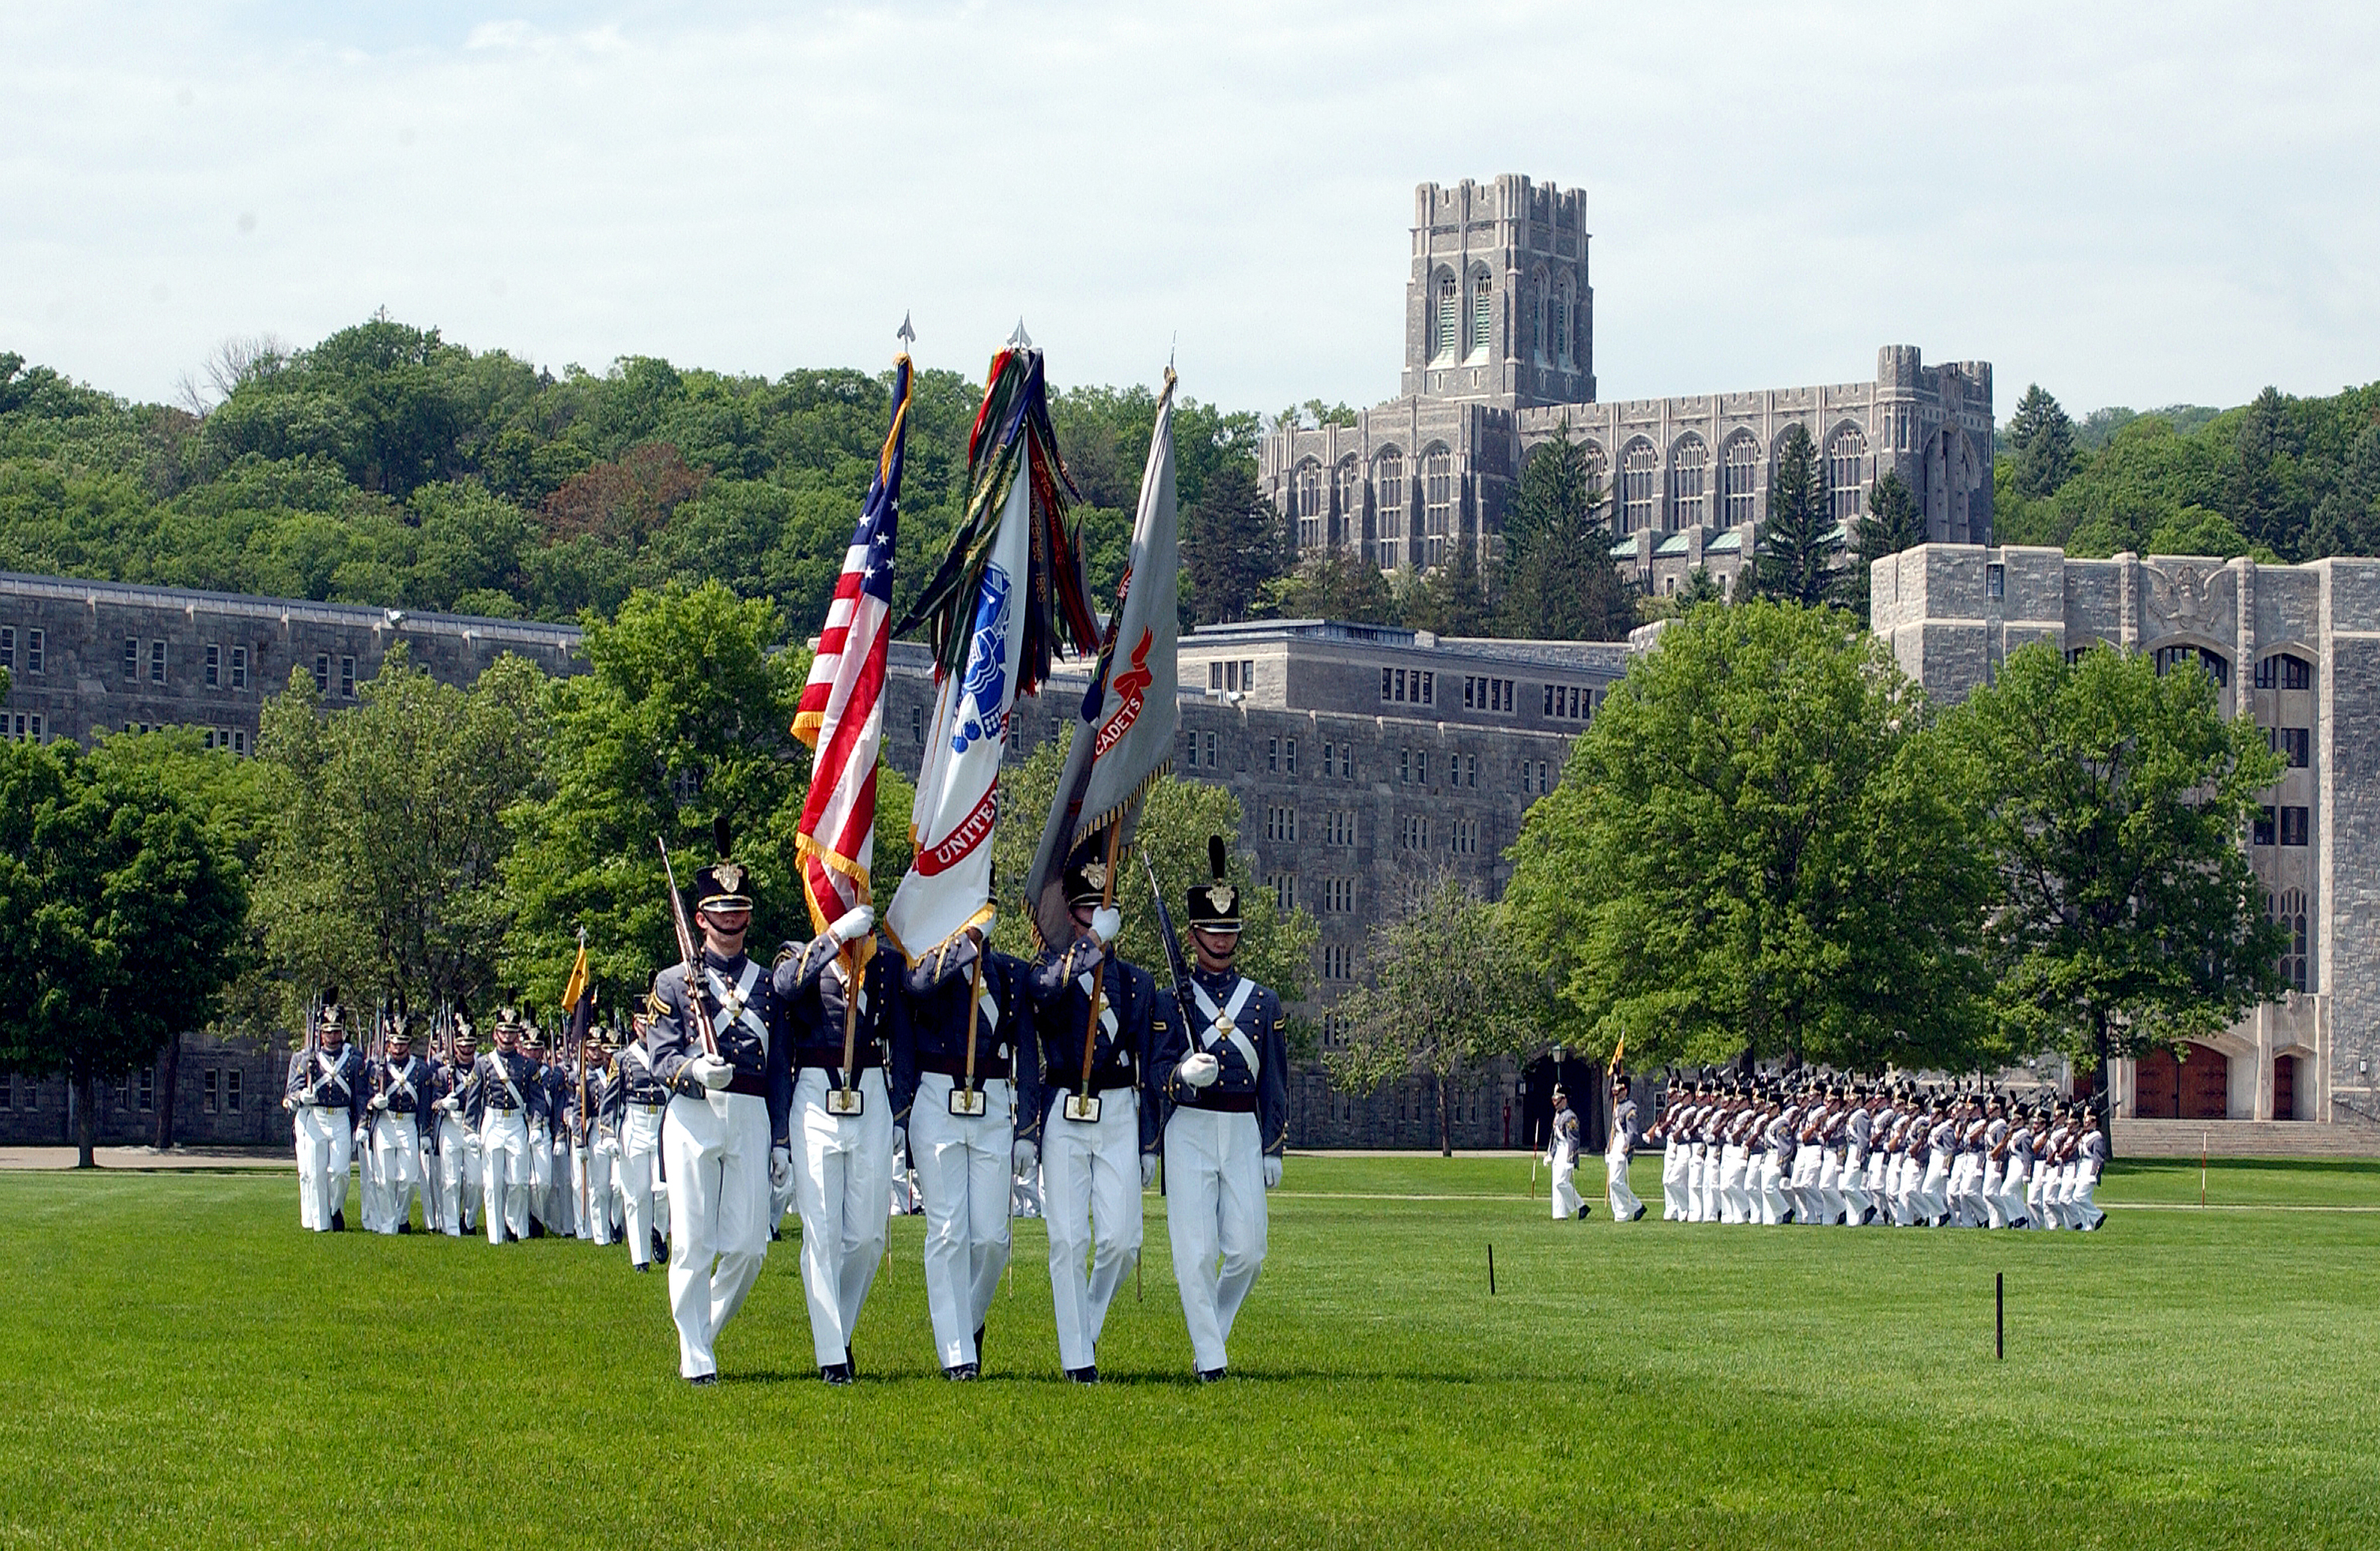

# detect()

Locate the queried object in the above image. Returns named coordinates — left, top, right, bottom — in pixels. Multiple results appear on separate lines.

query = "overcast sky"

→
left=6, top=2, right=2377, bottom=423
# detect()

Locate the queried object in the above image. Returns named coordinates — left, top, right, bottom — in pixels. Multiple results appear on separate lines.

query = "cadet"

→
left=893, top=922, right=1036, bottom=1379
left=524, top=1027, right=572, bottom=1238
left=648, top=845, right=799, bottom=1384
left=570, top=1031, right=619, bottom=1246
left=774, top=898, right=888, bottom=1384
left=363, top=1019, right=430, bottom=1234
left=1545, top=1087, right=1584, bottom=1220
left=467, top=1008, right=547, bottom=1244
left=1153, top=836, right=1288, bottom=1382
left=1606, top=1075, right=1645, bottom=1222
left=608, top=1004, right=674, bottom=1271
left=1024, top=843, right=1156, bottom=1384
left=1653, top=1082, right=1689, bottom=1221
left=284, top=995, right=365, bottom=1232
left=429, top=1019, right=482, bottom=1237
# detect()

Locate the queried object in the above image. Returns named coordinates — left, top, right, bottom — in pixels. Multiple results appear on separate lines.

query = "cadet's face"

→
left=1071, top=901, right=1096, bottom=930
left=1190, top=927, right=1239, bottom=970
left=701, top=908, right=751, bottom=950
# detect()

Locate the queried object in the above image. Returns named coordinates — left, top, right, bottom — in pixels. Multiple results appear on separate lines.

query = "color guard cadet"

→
left=429, top=1019, right=481, bottom=1237
left=1153, top=837, right=1288, bottom=1383
left=363, top=1019, right=430, bottom=1234
left=1545, top=1087, right=1584, bottom=1221
left=1023, top=844, right=1156, bottom=1384
left=893, top=921, right=1037, bottom=1379
left=466, top=1007, right=547, bottom=1245
left=1606, top=1075, right=1645, bottom=1221
left=774, top=899, right=889, bottom=1384
left=284, top=993, right=365, bottom=1232
left=608, top=1004, right=674, bottom=1270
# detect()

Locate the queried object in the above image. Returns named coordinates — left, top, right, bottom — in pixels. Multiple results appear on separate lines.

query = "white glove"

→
left=1140, top=1153, right=1158, bottom=1189
left=1089, top=906, right=1122, bottom=945
left=355, top=1126, right=370, bottom=1146
left=892, top=1127, right=908, bottom=1161
left=828, top=905, right=875, bottom=946
left=688, top=1054, right=733, bottom=1091
left=436, top=1096, right=460, bottom=1115
left=282, top=1097, right=296, bottom=1112
left=1178, top=1051, right=1222, bottom=1090
left=1263, top=1155, right=1283, bottom=1190
left=769, top=1146, right=793, bottom=1192
left=368, top=1094, right=389, bottom=1111
left=1012, top=1138, right=1038, bottom=1176
left=594, top=1136, right=618, bottom=1158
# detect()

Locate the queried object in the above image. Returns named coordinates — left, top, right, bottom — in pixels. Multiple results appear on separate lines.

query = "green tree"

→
left=1499, top=427, right=1634, bottom=640
left=1675, top=566, right=1726, bottom=611
left=254, top=644, right=549, bottom=1023
left=1950, top=642, right=2286, bottom=1146
left=1849, top=470, right=1925, bottom=624
left=2006, top=384, right=2077, bottom=499
left=0, top=740, right=249, bottom=1165
left=2309, top=424, right=2380, bottom=559
left=1402, top=529, right=1493, bottom=637
left=1325, top=873, right=1545, bottom=1155
left=1258, top=546, right=1396, bottom=624
left=1504, top=601, right=1989, bottom=1073
left=1182, top=463, right=1287, bottom=626
left=1753, top=424, right=1840, bottom=608
left=501, top=582, right=807, bottom=1012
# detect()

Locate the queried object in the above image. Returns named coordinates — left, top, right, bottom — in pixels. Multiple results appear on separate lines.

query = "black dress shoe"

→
left=942, top=1362, right=979, bottom=1380
left=528, top=1220, right=545, bottom=1239
left=634, top=1261, right=651, bottom=1273
left=685, top=1372, right=717, bottom=1387
left=845, top=1345, right=856, bottom=1379
left=1065, top=1365, right=1100, bottom=1384
left=1196, top=1366, right=1227, bottom=1383
left=397, top=1221, right=412, bottom=1234
left=820, top=1363, right=854, bottom=1385
left=331, top=1211, right=346, bottom=1232
left=973, top=1324, right=986, bottom=1365
left=1575, top=1204, right=1590, bottom=1220
left=1630, top=1205, right=1646, bottom=1222
left=652, top=1230, right=670, bottom=1264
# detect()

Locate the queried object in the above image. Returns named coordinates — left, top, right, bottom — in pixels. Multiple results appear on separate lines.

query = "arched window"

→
left=1720, top=432, right=1760, bottom=528
left=1827, top=424, right=1868, bottom=520
left=1667, top=435, right=1707, bottom=531
left=1434, top=273, right=1458, bottom=363
left=1532, top=267, right=1550, bottom=364
left=2255, top=653, right=2313, bottom=691
left=1469, top=271, right=1493, bottom=358
left=1422, top=446, right=1454, bottom=564
left=1581, top=442, right=1607, bottom=513
left=1619, top=440, right=1658, bottom=536
left=1293, top=460, right=1324, bottom=552
left=2153, top=644, right=2231, bottom=688
left=1555, top=282, right=1574, bottom=367
left=2272, top=887, right=2309, bottom=992
left=1374, top=449, right=1406, bottom=569
left=1334, top=456, right=1363, bottom=547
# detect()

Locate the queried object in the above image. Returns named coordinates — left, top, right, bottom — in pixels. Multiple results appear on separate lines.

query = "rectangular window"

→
left=231, top=645, right=248, bottom=689
left=1285, top=738, right=1296, bottom=775
left=1461, top=752, right=1477, bottom=788
left=1326, top=810, right=1356, bottom=847
left=1203, top=731, right=1217, bottom=768
left=137, top=1068, right=154, bottom=1111
left=340, top=655, right=356, bottom=698
left=2273, top=727, right=2310, bottom=768
left=313, top=653, right=331, bottom=694
left=0, top=1073, right=9, bottom=1110
left=149, top=640, right=167, bottom=683
left=1398, top=750, right=1411, bottom=784
left=1266, top=804, right=1298, bottom=843
left=912, top=704, right=923, bottom=742
left=1452, top=817, right=1479, bottom=854
left=2255, top=655, right=2274, bottom=689
left=203, top=1069, right=219, bottom=1113
left=25, top=629, right=41, bottom=673
left=1400, top=814, right=1431, bottom=851
left=125, top=637, right=140, bottom=680
left=1242, top=660, right=1254, bottom=693
left=2287, top=657, right=2312, bottom=691
left=226, top=1069, right=241, bottom=1112
left=0, top=625, right=12, bottom=666
left=1268, top=873, right=1296, bottom=911
left=1986, top=563, right=2005, bottom=601
left=205, top=643, right=221, bottom=687
left=1267, top=736, right=1279, bottom=773
left=233, top=728, right=248, bottom=758
left=2255, top=807, right=2277, bottom=846
left=2282, top=806, right=2309, bottom=847
left=1416, top=750, right=1428, bottom=784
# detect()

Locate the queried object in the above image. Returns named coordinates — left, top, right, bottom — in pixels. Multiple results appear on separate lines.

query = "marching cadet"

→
left=1841, top=1087, right=1873, bottom=1227
left=774, top=896, right=889, bottom=1384
left=467, top=1007, right=547, bottom=1245
left=893, top=921, right=1037, bottom=1380
left=1606, top=1075, right=1645, bottom=1221
left=363, top=1019, right=430, bottom=1234
left=429, top=1019, right=481, bottom=1237
left=1152, top=836, right=1288, bottom=1383
left=1545, top=1087, right=1585, bottom=1221
left=570, top=1031, right=619, bottom=1246
left=2073, top=1110, right=2109, bottom=1230
left=609, top=1004, right=674, bottom=1271
left=648, top=843, right=799, bottom=1385
left=522, top=1027, right=570, bottom=1238
left=284, top=994, right=365, bottom=1232
left=1653, top=1081, right=1689, bottom=1221
left=1023, top=842, right=1157, bottom=1384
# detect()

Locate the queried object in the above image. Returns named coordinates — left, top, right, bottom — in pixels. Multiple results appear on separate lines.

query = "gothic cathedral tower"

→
left=1399, top=175, right=1595, bottom=410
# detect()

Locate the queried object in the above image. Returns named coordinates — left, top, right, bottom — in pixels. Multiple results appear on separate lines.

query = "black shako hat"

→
left=694, top=816, right=754, bottom=914
left=1185, top=835, right=1242, bottom=932
left=1062, top=832, right=1113, bottom=909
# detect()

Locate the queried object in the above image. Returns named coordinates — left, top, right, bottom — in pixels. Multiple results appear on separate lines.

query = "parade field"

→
left=2, top=1154, right=2377, bottom=1551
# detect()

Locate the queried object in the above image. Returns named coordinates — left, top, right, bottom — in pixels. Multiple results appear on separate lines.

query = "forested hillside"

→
left=0, top=316, right=1265, bottom=635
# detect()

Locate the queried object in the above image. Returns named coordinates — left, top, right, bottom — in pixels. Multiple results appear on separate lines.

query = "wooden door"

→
left=2273, top=1054, right=2298, bottom=1121
left=2134, top=1049, right=2180, bottom=1118
left=2180, top=1043, right=2229, bottom=1119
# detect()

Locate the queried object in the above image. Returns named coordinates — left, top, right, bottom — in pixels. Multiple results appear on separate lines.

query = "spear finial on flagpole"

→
left=1009, top=317, right=1032, bottom=349
left=898, top=312, right=915, bottom=351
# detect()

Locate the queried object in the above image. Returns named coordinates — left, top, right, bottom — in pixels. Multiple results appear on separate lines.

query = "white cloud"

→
left=2, top=1, right=2377, bottom=420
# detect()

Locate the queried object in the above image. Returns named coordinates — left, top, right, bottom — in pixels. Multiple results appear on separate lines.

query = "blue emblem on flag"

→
left=953, top=564, right=1012, bottom=752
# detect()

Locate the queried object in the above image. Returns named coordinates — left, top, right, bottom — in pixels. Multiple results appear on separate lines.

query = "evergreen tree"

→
left=1675, top=566, right=1726, bottom=611
left=1181, top=463, right=1287, bottom=625
left=1498, top=427, right=1636, bottom=640
left=2309, top=424, right=2380, bottom=559
left=2006, top=384, right=2077, bottom=499
left=1848, top=469, right=1925, bottom=623
left=1753, top=423, right=1839, bottom=608
left=1402, top=528, right=1493, bottom=637
left=1260, top=544, right=1397, bottom=624
left=2228, top=386, right=2308, bottom=560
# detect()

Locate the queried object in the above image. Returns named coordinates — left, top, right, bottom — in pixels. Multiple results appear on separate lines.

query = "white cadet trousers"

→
left=618, top=1102, right=668, bottom=1261
left=1718, top=1145, right=1751, bottom=1223
left=1758, top=1150, right=1787, bottom=1225
left=1841, top=1149, right=1869, bottom=1226
left=292, top=1104, right=351, bottom=1230
left=435, top=1113, right=479, bottom=1234
left=912, top=1073, right=1015, bottom=1371
left=793, top=1068, right=892, bottom=1369
left=1606, top=1148, right=1643, bottom=1219
left=1994, top=1157, right=2033, bottom=1227
left=479, top=1108, right=533, bottom=1244
left=1918, top=1153, right=1952, bottom=1223
left=1790, top=1143, right=1824, bottom=1223
left=1949, top=1154, right=1981, bottom=1226
left=1043, top=1087, right=1143, bottom=1372
left=1661, top=1142, right=1687, bottom=1220
left=1549, top=1144, right=1583, bottom=1219
left=1981, top=1158, right=2008, bottom=1228
left=662, top=1089, right=773, bottom=1379
left=574, top=1144, right=616, bottom=1243
left=1165, top=1104, right=1266, bottom=1375
left=2074, top=1160, right=2103, bottom=1227
left=367, top=1112, right=423, bottom=1232
left=1694, top=1144, right=1720, bottom=1222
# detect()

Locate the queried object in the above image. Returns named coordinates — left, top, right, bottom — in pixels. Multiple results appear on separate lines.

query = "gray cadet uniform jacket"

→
left=1023, top=937, right=1160, bottom=1153
left=1150, top=964, right=1289, bottom=1158
left=285, top=1043, right=367, bottom=1126
left=1610, top=1097, right=1640, bottom=1158
left=774, top=933, right=892, bottom=1088
left=890, top=934, right=1035, bottom=1123
left=370, top=1054, right=432, bottom=1121
left=462, top=1048, right=549, bottom=1127
left=647, top=946, right=796, bottom=1147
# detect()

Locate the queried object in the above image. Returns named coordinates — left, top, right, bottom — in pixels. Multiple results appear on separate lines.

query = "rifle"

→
left=1138, top=848, right=1199, bottom=1039
left=655, top=838, right=722, bottom=1060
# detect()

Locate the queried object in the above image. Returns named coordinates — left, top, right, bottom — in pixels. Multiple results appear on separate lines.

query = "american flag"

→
left=793, top=355, right=908, bottom=935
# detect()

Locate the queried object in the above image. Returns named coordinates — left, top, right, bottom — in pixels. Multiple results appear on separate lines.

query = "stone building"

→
left=1259, top=175, right=1995, bottom=593
left=1874, top=543, right=2380, bottom=1136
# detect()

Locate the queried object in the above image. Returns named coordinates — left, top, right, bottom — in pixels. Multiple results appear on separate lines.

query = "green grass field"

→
left=3, top=1154, right=2377, bottom=1549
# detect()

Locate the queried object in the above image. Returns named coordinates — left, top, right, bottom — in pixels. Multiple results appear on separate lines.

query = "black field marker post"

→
left=1996, top=1273, right=2004, bottom=1360
left=1488, top=1243, right=1496, bottom=1296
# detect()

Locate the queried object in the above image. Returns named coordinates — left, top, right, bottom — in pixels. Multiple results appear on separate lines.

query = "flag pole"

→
left=1078, top=819, right=1129, bottom=1108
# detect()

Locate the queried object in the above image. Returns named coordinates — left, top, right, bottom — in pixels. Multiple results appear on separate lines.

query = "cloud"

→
left=2, top=1, right=2377, bottom=420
